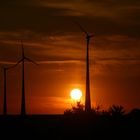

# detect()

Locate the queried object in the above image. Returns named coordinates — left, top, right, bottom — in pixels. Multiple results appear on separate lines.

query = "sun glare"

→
left=70, top=89, right=82, bottom=101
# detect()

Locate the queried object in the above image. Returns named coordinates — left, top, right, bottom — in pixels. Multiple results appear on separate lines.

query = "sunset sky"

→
left=0, top=0, right=140, bottom=114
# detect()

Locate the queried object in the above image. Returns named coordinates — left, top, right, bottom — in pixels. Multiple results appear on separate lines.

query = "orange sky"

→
left=0, top=0, right=140, bottom=114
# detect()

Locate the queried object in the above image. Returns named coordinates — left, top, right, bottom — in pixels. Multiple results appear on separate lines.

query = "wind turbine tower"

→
left=15, top=41, right=37, bottom=116
left=3, top=68, right=7, bottom=115
left=76, top=22, right=94, bottom=112
left=1, top=65, right=17, bottom=115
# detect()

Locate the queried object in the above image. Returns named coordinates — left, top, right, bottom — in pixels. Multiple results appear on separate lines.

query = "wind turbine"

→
left=0, top=64, right=17, bottom=116
left=75, top=22, right=94, bottom=112
left=15, top=41, right=38, bottom=116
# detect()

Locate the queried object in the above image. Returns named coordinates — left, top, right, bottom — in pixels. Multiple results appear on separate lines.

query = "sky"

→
left=0, top=0, right=140, bottom=114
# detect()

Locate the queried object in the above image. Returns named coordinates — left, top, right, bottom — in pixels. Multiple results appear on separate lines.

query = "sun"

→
left=70, top=88, right=82, bottom=101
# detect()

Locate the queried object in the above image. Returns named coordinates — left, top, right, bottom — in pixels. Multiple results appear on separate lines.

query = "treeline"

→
left=64, top=101, right=140, bottom=119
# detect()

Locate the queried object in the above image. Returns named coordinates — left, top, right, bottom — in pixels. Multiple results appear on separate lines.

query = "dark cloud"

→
left=1, top=0, right=39, bottom=6
left=96, top=56, right=140, bottom=62
left=0, top=0, right=139, bottom=38
left=0, top=5, right=68, bottom=32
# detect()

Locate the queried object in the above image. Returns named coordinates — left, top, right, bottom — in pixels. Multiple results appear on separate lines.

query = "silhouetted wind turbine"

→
left=1, top=64, right=17, bottom=116
left=75, top=22, right=94, bottom=112
left=15, top=41, right=38, bottom=116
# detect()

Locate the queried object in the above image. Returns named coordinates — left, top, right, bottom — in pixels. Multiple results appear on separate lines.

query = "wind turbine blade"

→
left=25, top=57, right=38, bottom=65
left=12, top=59, right=23, bottom=68
left=74, top=21, right=88, bottom=35
left=4, top=59, right=23, bottom=70
left=20, top=40, right=24, bottom=58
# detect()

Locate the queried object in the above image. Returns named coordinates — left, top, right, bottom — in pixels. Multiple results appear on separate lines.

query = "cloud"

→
left=37, top=60, right=83, bottom=64
left=27, top=96, right=72, bottom=114
left=0, top=0, right=140, bottom=38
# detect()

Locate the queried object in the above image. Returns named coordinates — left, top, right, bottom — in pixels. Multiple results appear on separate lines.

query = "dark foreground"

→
left=0, top=113, right=140, bottom=139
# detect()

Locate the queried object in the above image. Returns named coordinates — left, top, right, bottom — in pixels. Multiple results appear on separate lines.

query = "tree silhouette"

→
left=64, top=109, right=73, bottom=115
left=91, top=104, right=102, bottom=115
left=109, top=105, right=125, bottom=118
left=64, top=101, right=84, bottom=115
left=72, top=101, right=84, bottom=114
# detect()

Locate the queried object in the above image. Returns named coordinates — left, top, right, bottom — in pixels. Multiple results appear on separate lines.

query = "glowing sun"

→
left=70, top=89, right=82, bottom=101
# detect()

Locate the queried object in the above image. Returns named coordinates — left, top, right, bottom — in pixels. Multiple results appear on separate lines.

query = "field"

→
left=0, top=113, right=140, bottom=139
